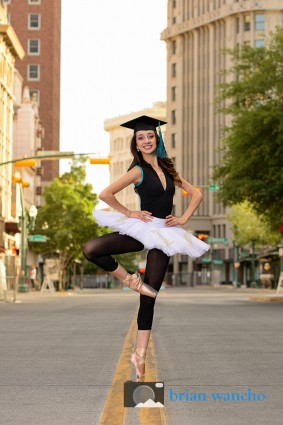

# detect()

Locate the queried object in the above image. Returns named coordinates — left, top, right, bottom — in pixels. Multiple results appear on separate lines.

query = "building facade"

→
left=7, top=0, right=61, bottom=186
left=0, top=2, right=24, bottom=250
left=161, top=0, right=283, bottom=283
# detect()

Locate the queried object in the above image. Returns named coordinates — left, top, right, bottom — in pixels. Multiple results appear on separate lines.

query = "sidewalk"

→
left=2, top=284, right=283, bottom=304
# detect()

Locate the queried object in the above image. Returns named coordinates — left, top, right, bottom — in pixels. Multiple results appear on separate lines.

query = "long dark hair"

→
left=127, top=130, right=182, bottom=187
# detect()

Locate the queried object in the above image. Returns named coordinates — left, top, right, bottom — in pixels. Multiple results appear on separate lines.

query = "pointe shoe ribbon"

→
left=122, top=273, right=157, bottom=298
left=131, top=348, right=146, bottom=382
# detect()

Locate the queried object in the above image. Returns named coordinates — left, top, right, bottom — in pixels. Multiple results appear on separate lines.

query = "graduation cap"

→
left=120, top=115, right=167, bottom=158
left=120, top=115, right=167, bottom=132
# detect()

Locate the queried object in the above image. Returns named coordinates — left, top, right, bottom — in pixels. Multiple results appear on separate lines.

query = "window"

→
left=255, top=14, right=265, bottom=31
left=29, top=89, right=40, bottom=105
left=236, top=17, right=240, bottom=34
left=172, top=40, right=177, bottom=54
left=29, top=0, right=41, bottom=3
left=172, top=86, right=177, bottom=101
left=28, top=14, right=41, bottom=29
left=255, top=39, right=265, bottom=48
left=244, top=15, right=250, bottom=31
left=173, top=0, right=177, bottom=8
left=28, top=64, right=40, bottom=80
left=171, top=133, right=176, bottom=148
left=3, top=0, right=11, bottom=4
left=172, top=63, right=177, bottom=78
left=28, top=39, right=40, bottom=55
left=222, top=224, right=226, bottom=239
left=172, top=17, right=176, bottom=24
left=172, top=110, right=176, bottom=125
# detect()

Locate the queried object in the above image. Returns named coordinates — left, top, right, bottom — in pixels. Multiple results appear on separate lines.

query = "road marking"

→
left=99, top=307, right=168, bottom=425
left=99, top=308, right=138, bottom=425
left=139, top=334, right=169, bottom=425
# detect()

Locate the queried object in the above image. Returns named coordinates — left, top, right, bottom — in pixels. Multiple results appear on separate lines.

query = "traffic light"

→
left=196, top=232, right=209, bottom=241
left=15, top=159, right=37, bottom=167
left=89, top=157, right=111, bottom=165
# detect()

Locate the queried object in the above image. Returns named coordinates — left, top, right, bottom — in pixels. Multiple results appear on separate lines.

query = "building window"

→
left=29, top=89, right=40, bottom=105
left=172, top=86, right=177, bottom=101
left=28, top=39, right=40, bottom=55
left=255, top=39, right=265, bottom=48
left=28, top=14, right=41, bottom=29
left=172, top=63, right=177, bottom=78
left=172, top=17, right=176, bottom=24
left=29, top=0, right=41, bottom=3
left=3, top=0, right=11, bottom=4
left=236, top=17, right=240, bottom=34
left=171, top=133, right=176, bottom=148
left=173, top=0, right=177, bottom=8
left=28, top=64, right=40, bottom=80
left=172, top=110, right=176, bottom=125
left=244, top=15, right=250, bottom=31
left=255, top=14, right=265, bottom=31
left=172, top=39, right=177, bottom=54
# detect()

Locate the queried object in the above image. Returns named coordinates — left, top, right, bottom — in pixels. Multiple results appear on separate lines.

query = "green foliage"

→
left=213, top=28, right=283, bottom=231
left=227, top=201, right=280, bottom=247
left=30, top=158, right=140, bottom=288
left=29, top=159, right=102, bottom=288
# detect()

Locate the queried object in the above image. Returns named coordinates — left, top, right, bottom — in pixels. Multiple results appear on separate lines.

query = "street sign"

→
left=202, top=258, right=211, bottom=263
left=28, top=235, right=47, bottom=242
left=207, top=237, right=229, bottom=244
left=213, top=260, right=224, bottom=265
left=209, top=184, right=219, bottom=191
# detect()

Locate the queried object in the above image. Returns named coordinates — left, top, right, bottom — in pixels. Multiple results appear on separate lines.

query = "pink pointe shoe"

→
left=131, top=348, right=146, bottom=382
left=122, top=273, right=157, bottom=298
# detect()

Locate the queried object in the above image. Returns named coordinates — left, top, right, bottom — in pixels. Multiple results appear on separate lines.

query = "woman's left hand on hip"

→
left=165, top=215, right=186, bottom=226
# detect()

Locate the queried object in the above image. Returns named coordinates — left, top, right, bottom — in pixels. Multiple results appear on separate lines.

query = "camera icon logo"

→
left=124, top=381, right=164, bottom=408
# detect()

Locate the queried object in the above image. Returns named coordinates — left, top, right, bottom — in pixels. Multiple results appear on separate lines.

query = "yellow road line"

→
left=99, top=310, right=136, bottom=425
left=139, top=334, right=169, bottom=425
left=99, top=307, right=168, bottom=425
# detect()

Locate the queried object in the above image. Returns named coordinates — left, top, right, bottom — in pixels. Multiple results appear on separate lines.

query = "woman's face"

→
left=136, top=130, right=157, bottom=155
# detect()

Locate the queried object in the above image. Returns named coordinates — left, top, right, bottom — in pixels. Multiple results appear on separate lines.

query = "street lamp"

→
left=233, top=241, right=241, bottom=287
left=250, top=239, right=257, bottom=288
left=13, top=173, right=38, bottom=292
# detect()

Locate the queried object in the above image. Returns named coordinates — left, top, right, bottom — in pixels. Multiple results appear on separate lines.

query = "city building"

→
left=7, top=0, right=61, bottom=186
left=161, top=0, right=283, bottom=284
left=0, top=2, right=24, bottom=251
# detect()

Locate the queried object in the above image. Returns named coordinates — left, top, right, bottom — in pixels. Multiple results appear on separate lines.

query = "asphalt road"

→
left=0, top=287, right=282, bottom=425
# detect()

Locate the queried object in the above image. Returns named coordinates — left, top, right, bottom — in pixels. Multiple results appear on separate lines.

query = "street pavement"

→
left=0, top=286, right=282, bottom=425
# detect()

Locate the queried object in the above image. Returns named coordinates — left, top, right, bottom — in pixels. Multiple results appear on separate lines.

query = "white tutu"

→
left=93, top=210, right=209, bottom=258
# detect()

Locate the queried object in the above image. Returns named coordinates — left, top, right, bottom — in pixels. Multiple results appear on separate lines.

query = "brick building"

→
left=7, top=0, right=61, bottom=186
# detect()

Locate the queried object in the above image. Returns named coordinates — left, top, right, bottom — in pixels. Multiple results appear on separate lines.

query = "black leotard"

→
left=134, top=160, right=175, bottom=219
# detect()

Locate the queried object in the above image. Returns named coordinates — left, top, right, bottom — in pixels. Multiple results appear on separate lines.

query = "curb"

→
left=249, top=296, right=283, bottom=303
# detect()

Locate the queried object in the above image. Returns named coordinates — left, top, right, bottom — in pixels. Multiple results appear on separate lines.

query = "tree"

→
left=30, top=159, right=102, bottom=290
left=227, top=201, right=280, bottom=247
left=30, top=159, right=139, bottom=289
left=213, top=28, right=283, bottom=232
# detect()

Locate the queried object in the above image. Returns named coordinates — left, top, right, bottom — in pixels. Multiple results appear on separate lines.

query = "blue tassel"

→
left=156, top=121, right=167, bottom=158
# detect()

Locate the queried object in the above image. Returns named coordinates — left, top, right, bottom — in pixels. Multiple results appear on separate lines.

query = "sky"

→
left=60, top=0, right=168, bottom=204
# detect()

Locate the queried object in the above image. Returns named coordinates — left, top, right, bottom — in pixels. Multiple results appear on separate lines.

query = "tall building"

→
left=7, top=0, right=61, bottom=186
left=0, top=2, right=24, bottom=251
left=161, top=0, right=283, bottom=283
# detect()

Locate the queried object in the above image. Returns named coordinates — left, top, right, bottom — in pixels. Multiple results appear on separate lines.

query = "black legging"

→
left=83, top=232, right=170, bottom=330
